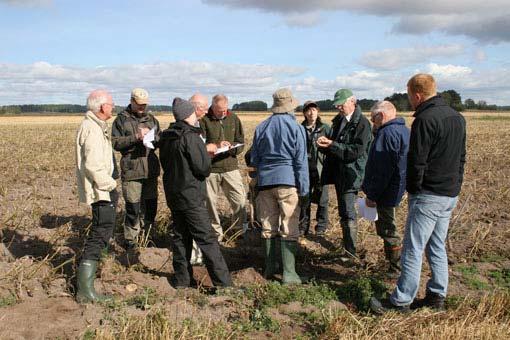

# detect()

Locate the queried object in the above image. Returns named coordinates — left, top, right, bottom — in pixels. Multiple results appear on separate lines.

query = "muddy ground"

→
left=0, top=115, right=509, bottom=339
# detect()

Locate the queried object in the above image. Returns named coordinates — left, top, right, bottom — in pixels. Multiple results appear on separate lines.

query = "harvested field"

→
left=0, top=112, right=509, bottom=339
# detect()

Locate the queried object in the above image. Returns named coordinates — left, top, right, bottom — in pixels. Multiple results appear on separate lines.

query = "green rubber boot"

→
left=76, top=260, right=110, bottom=303
left=263, top=238, right=277, bottom=279
left=281, top=240, right=302, bottom=285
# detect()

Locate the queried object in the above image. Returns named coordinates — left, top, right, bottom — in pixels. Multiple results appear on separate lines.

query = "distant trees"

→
left=232, top=101, right=268, bottom=111
left=0, top=104, right=172, bottom=115
left=384, top=93, right=411, bottom=111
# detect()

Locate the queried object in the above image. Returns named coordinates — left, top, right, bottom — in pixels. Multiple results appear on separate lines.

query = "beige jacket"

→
left=76, top=111, right=117, bottom=205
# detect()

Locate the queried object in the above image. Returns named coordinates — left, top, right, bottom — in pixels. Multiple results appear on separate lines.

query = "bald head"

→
left=189, top=93, right=209, bottom=119
left=370, top=100, right=397, bottom=128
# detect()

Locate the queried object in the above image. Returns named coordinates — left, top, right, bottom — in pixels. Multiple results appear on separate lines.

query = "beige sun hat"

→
left=270, top=88, right=299, bottom=114
left=131, top=88, right=149, bottom=105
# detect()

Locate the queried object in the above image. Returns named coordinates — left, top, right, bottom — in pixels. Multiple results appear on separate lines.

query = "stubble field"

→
left=0, top=112, right=509, bottom=339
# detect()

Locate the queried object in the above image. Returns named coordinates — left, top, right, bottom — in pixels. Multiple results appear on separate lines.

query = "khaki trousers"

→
left=257, top=186, right=300, bottom=242
left=205, top=170, right=246, bottom=241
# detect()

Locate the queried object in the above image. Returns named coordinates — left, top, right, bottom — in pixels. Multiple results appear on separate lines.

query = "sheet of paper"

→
left=143, top=127, right=156, bottom=149
left=356, top=197, right=378, bottom=222
left=214, top=143, right=244, bottom=155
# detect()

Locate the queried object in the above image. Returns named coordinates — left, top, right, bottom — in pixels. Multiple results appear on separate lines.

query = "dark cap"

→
left=303, top=100, right=318, bottom=112
left=172, top=97, right=195, bottom=121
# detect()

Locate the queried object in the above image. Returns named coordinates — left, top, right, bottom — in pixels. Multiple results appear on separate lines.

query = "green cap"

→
left=332, top=88, right=353, bottom=105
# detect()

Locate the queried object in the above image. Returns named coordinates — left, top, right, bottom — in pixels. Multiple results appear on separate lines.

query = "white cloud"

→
left=284, top=12, right=322, bottom=27
left=359, top=44, right=465, bottom=70
left=0, top=0, right=52, bottom=6
left=203, top=0, right=510, bottom=43
left=1, top=61, right=509, bottom=106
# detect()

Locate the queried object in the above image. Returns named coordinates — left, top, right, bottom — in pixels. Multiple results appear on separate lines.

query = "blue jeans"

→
left=390, top=193, right=458, bottom=306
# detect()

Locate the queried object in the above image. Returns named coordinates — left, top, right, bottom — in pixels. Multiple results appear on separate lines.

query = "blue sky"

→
left=1, top=0, right=509, bottom=105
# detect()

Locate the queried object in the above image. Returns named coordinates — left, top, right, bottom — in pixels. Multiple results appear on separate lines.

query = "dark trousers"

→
left=82, top=190, right=118, bottom=261
left=334, top=184, right=357, bottom=254
left=375, top=206, right=401, bottom=249
left=171, top=205, right=232, bottom=287
left=299, top=185, right=329, bottom=234
left=333, top=185, right=357, bottom=222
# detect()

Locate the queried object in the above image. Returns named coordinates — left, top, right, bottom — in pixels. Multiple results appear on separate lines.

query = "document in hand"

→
left=356, top=197, right=378, bottom=222
left=143, top=127, right=156, bottom=149
left=214, top=143, right=244, bottom=155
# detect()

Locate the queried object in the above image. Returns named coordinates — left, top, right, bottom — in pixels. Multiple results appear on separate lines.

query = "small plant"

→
left=335, top=276, right=388, bottom=311
left=489, top=268, right=510, bottom=289
left=0, top=294, right=17, bottom=308
left=125, top=287, right=159, bottom=310
left=457, top=265, right=489, bottom=290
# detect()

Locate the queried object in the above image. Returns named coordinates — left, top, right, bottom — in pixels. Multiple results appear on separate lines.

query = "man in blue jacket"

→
left=251, top=88, right=309, bottom=284
left=362, top=101, right=409, bottom=276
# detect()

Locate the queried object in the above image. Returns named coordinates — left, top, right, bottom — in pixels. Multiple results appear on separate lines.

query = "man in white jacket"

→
left=75, top=89, right=118, bottom=303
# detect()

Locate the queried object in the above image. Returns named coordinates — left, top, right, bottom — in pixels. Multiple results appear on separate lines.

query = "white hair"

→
left=348, top=95, right=357, bottom=104
left=86, top=92, right=109, bottom=113
left=370, top=100, right=396, bottom=115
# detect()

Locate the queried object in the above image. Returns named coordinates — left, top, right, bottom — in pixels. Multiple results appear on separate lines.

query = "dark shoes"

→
left=411, top=291, right=445, bottom=311
left=369, top=297, right=410, bottom=315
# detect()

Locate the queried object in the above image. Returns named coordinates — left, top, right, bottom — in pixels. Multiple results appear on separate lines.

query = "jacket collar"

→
left=86, top=111, right=108, bottom=132
left=332, top=105, right=362, bottom=126
left=413, top=95, right=447, bottom=117
left=124, top=105, right=148, bottom=120
left=301, top=116, right=325, bottom=131
left=379, top=117, right=406, bottom=130
left=207, top=107, right=232, bottom=120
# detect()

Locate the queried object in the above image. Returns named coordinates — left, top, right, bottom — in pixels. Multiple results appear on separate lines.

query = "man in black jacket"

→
left=317, top=89, right=372, bottom=259
left=159, top=98, right=232, bottom=289
left=371, top=74, right=466, bottom=314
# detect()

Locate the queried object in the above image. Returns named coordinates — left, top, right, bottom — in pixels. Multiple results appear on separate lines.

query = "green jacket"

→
left=320, top=105, right=372, bottom=192
left=199, top=109, right=244, bottom=173
left=111, top=106, right=161, bottom=181
left=301, top=118, right=331, bottom=185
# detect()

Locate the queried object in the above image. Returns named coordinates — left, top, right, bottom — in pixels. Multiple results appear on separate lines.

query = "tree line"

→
left=0, top=104, right=172, bottom=115
left=1, top=91, right=509, bottom=114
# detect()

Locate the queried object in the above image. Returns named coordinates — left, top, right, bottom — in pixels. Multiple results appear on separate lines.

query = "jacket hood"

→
left=414, top=95, right=447, bottom=117
left=160, top=120, right=200, bottom=141
left=206, top=106, right=232, bottom=120
left=380, top=116, right=406, bottom=129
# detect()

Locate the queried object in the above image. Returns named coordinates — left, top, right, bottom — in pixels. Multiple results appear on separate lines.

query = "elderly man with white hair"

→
left=317, top=89, right=372, bottom=261
left=75, top=89, right=118, bottom=303
left=362, top=101, right=410, bottom=276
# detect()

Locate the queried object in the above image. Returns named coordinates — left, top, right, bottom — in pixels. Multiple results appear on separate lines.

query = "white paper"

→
left=214, top=143, right=244, bottom=155
left=143, top=127, right=156, bottom=149
left=356, top=197, right=378, bottom=222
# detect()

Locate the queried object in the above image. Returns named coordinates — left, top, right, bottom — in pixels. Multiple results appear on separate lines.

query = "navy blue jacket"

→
left=362, top=117, right=410, bottom=207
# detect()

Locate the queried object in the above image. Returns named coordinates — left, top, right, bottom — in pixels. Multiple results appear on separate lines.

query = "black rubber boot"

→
left=76, top=260, right=110, bottom=304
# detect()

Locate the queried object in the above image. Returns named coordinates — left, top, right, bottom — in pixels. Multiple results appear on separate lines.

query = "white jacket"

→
left=76, top=111, right=117, bottom=205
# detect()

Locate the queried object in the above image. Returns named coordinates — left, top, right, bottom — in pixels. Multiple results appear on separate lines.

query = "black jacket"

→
left=320, top=105, right=372, bottom=192
left=301, top=118, right=331, bottom=185
left=159, top=121, right=211, bottom=211
left=111, top=106, right=161, bottom=181
left=407, top=95, right=466, bottom=197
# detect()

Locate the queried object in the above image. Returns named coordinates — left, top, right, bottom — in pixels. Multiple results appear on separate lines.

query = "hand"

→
left=365, top=198, right=377, bottom=208
left=316, top=136, right=333, bottom=148
left=136, top=127, right=150, bottom=140
left=219, top=141, right=231, bottom=148
left=206, top=143, right=217, bottom=156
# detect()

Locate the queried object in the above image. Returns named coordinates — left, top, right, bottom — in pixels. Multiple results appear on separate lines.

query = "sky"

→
left=0, top=0, right=509, bottom=106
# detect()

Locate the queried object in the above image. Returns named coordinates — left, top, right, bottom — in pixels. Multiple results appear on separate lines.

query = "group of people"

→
left=75, top=73, right=466, bottom=314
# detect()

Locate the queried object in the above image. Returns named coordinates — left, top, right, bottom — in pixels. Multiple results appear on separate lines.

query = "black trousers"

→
left=299, top=184, right=329, bottom=234
left=82, top=190, right=118, bottom=261
left=171, top=204, right=232, bottom=287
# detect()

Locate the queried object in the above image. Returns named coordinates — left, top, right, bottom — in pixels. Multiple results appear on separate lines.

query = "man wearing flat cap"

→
left=317, top=89, right=372, bottom=260
left=251, top=88, right=309, bottom=284
left=159, top=98, right=232, bottom=289
left=112, top=88, right=161, bottom=249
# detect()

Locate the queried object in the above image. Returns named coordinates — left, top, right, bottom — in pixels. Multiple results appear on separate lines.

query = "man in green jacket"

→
left=112, top=88, right=161, bottom=249
left=200, top=94, right=246, bottom=241
left=317, top=89, right=372, bottom=259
